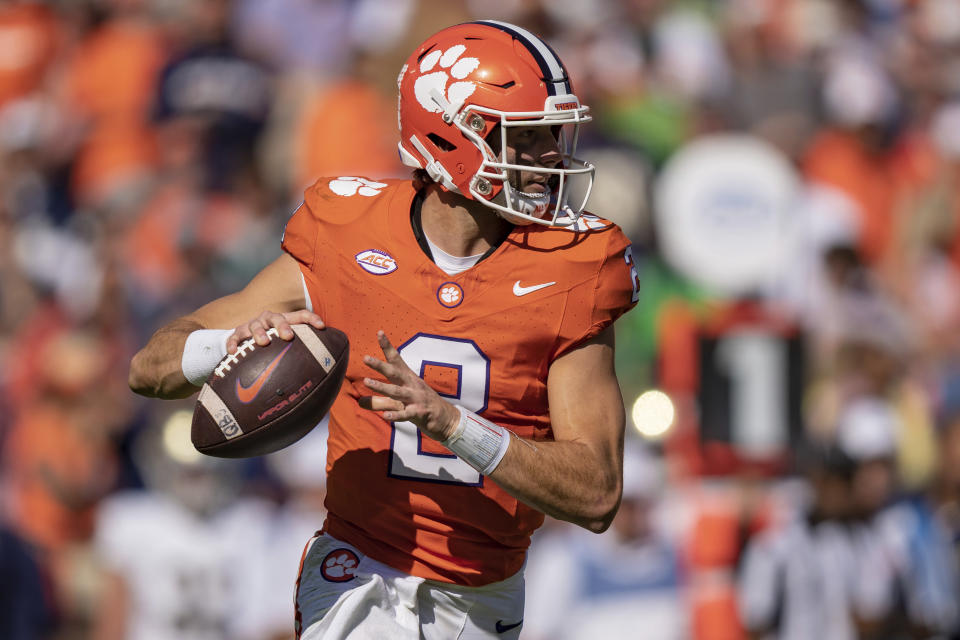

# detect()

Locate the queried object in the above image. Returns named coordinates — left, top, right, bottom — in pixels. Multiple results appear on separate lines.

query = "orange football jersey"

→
left=282, top=177, right=638, bottom=586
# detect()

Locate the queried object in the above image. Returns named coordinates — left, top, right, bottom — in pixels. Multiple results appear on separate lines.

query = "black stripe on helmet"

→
left=469, top=20, right=571, bottom=96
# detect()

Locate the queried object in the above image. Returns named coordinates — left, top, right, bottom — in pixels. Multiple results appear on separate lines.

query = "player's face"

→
left=485, top=124, right=565, bottom=224
left=503, top=125, right=562, bottom=191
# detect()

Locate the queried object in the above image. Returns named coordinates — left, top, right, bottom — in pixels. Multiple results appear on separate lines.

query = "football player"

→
left=129, top=21, right=640, bottom=639
left=92, top=409, right=282, bottom=640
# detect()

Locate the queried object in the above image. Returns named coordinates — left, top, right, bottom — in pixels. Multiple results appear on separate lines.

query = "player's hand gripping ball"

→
left=191, top=324, right=349, bottom=458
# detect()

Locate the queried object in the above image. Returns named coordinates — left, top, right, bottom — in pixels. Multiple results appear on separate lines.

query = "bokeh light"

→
left=631, top=389, right=675, bottom=440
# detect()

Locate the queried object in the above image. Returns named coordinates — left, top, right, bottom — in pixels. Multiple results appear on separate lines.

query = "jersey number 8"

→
left=387, top=334, right=490, bottom=486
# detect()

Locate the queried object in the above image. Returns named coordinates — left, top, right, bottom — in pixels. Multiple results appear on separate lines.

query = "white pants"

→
left=295, top=532, right=525, bottom=640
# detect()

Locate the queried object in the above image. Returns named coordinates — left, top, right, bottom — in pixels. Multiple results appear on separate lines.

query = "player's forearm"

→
left=489, top=436, right=622, bottom=533
left=128, top=318, right=204, bottom=399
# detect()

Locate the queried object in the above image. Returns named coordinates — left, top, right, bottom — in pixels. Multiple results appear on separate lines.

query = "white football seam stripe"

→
left=198, top=384, right=244, bottom=439
left=292, top=324, right=336, bottom=373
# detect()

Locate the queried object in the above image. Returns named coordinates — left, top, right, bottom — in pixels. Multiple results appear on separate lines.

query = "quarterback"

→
left=130, top=21, right=639, bottom=640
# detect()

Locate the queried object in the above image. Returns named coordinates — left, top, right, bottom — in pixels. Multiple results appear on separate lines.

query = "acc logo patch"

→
left=355, top=249, right=397, bottom=275
left=437, top=282, right=464, bottom=308
left=320, top=549, right=359, bottom=583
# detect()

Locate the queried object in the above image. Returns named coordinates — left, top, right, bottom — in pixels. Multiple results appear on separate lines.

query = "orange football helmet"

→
left=397, top=20, right=594, bottom=226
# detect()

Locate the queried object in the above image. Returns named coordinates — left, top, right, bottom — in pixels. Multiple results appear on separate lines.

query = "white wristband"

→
left=181, top=329, right=233, bottom=386
left=442, top=406, right=510, bottom=476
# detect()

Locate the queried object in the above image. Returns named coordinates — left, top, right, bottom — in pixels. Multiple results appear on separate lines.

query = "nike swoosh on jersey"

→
left=235, top=342, right=293, bottom=404
left=513, top=280, right=556, bottom=296
left=495, top=619, right=523, bottom=633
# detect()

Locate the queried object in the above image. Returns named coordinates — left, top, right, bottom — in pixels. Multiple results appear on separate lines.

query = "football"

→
left=191, top=324, right=349, bottom=458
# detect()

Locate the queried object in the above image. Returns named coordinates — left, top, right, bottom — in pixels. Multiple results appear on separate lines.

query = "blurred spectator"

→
left=802, top=42, right=930, bottom=266
left=2, top=329, right=119, bottom=552
left=91, top=407, right=290, bottom=640
left=117, top=0, right=279, bottom=319
left=63, top=0, right=164, bottom=212
left=843, top=397, right=960, bottom=638
left=152, top=0, right=270, bottom=194
left=524, top=442, right=687, bottom=640
left=719, top=0, right=819, bottom=159
left=799, top=242, right=939, bottom=492
left=0, top=1, right=61, bottom=108
left=737, top=440, right=893, bottom=640
left=291, top=71, right=404, bottom=193
left=232, top=0, right=353, bottom=74
left=1, top=328, right=122, bottom=631
left=936, top=411, right=960, bottom=541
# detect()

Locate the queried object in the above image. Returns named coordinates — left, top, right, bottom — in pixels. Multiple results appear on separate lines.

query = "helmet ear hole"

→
left=427, top=133, right=456, bottom=152
left=485, top=124, right=503, bottom=154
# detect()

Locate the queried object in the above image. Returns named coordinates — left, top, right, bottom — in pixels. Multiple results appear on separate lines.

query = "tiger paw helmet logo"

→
left=329, top=177, right=387, bottom=197
left=320, top=549, right=359, bottom=582
left=414, top=45, right=480, bottom=114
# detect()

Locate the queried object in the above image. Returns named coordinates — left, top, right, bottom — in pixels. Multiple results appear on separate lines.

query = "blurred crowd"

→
left=1, top=0, right=960, bottom=638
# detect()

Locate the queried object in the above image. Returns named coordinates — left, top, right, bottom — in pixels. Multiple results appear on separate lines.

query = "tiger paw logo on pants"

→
left=414, top=45, right=480, bottom=113
left=320, top=549, right=359, bottom=582
left=329, top=177, right=387, bottom=197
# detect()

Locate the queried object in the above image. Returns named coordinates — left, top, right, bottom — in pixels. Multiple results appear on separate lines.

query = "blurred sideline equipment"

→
left=655, top=134, right=800, bottom=297
left=191, top=325, right=348, bottom=457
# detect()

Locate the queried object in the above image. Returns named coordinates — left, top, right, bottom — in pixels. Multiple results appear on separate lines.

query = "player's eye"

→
left=515, top=127, right=536, bottom=140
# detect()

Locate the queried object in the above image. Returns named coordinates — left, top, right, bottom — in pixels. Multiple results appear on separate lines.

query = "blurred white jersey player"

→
left=92, top=409, right=308, bottom=640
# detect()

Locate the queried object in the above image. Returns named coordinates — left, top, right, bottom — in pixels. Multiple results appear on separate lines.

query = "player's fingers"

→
left=358, top=394, right=404, bottom=412
left=266, top=312, right=296, bottom=341
left=363, top=377, right=412, bottom=402
left=383, top=404, right=426, bottom=423
left=227, top=324, right=254, bottom=353
left=283, top=309, right=325, bottom=330
left=376, top=330, right=402, bottom=363
left=245, top=312, right=281, bottom=345
left=362, top=354, right=406, bottom=383
left=250, top=321, right=273, bottom=346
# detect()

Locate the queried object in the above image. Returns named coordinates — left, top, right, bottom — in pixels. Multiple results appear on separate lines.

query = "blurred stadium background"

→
left=2, top=0, right=960, bottom=638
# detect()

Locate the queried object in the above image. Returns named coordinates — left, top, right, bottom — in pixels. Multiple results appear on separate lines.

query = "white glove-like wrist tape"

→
left=181, top=329, right=233, bottom=386
left=442, top=406, right=510, bottom=476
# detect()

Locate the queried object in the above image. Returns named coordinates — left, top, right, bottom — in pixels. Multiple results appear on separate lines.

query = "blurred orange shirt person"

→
left=294, top=80, right=403, bottom=191
left=64, top=16, right=164, bottom=124
left=3, top=331, right=118, bottom=553
left=804, top=128, right=933, bottom=264
left=64, top=15, right=164, bottom=205
left=0, top=2, right=60, bottom=107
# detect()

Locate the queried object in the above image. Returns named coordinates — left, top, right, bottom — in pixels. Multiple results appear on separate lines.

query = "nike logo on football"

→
left=512, top=281, right=556, bottom=296
left=495, top=619, right=523, bottom=633
left=235, top=343, right=293, bottom=404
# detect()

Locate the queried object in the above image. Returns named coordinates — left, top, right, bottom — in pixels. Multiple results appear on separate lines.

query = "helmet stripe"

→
left=471, top=20, right=571, bottom=96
